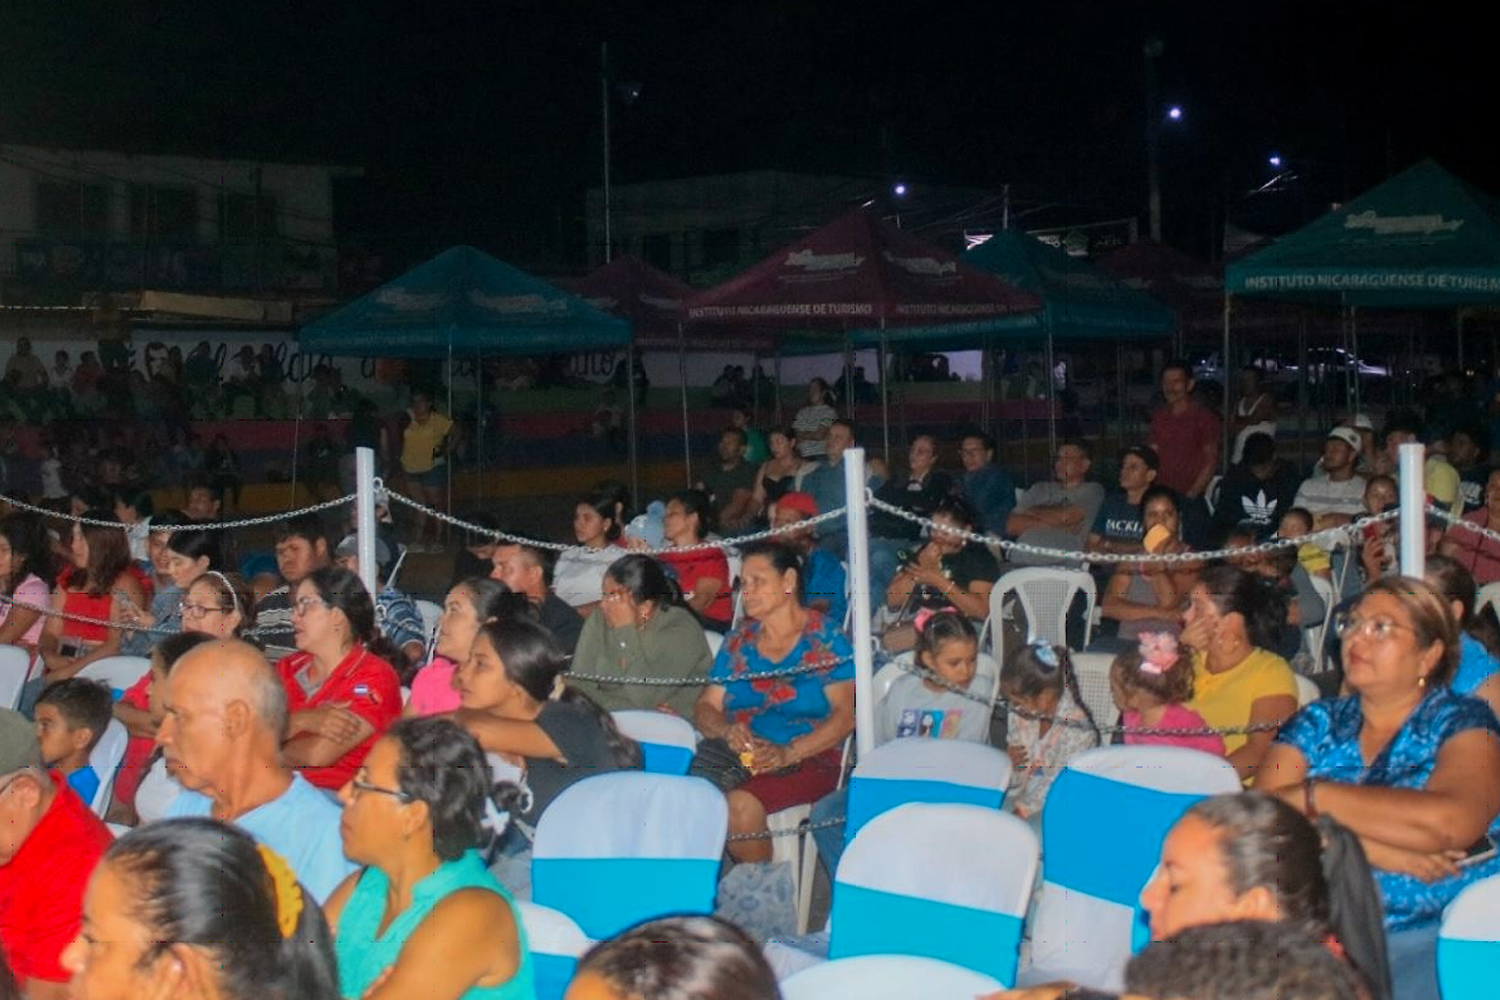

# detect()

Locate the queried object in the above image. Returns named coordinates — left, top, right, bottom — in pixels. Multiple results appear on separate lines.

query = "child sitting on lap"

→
left=1110, top=632, right=1225, bottom=757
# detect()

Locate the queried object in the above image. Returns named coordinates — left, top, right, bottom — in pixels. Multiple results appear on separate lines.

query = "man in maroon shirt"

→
left=1148, top=360, right=1222, bottom=500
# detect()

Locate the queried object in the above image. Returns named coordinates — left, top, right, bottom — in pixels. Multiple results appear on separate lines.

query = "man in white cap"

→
left=1293, top=427, right=1368, bottom=529
left=0, top=708, right=112, bottom=999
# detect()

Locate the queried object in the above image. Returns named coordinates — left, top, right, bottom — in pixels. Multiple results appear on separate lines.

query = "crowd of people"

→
left=0, top=357, right=1497, bottom=1000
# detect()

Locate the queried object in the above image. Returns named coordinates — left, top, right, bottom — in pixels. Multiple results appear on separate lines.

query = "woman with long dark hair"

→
left=63, top=818, right=340, bottom=1000
left=571, top=554, right=712, bottom=717
left=276, top=566, right=402, bottom=792
left=554, top=488, right=626, bottom=612
left=0, top=512, right=54, bottom=650
left=37, top=511, right=151, bottom=690
left=450, top=616, right=640, bottom=892
left=328, top=717, right=534, bottom=1000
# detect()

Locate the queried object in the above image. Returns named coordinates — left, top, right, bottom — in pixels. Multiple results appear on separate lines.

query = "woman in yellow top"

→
left=1179, top=563, right=1299, bottom=781
left=401, top=388, right=458, bottom=548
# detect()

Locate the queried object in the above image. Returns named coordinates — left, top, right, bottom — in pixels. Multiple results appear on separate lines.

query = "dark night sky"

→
left=0, top=1, right=1488, bottom=269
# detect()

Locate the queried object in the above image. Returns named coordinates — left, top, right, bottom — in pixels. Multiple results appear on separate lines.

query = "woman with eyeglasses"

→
left=1259, top=576, right=1500, bottom=1000
left=276, top=566, right=402, bottom=792
left=327, top=717, right=534, bottom=1000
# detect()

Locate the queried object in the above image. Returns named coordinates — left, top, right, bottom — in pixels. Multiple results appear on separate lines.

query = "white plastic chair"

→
left=1477, top=581, right=1500, bottom=622
left=781, top=954, right=1003, bottom=1000
left=843, top=739, right=1011, bottom=847
left=1438, top=873, right=1500, bottom=1000
left=830, top=803, right=1038, bottom=985
left=0, top=645, right=34, bottom=710
left=415, top=599, right=443, bottom=641
left=1023, top=745, right=1242, bottom=991
left=981, top=567, right=1095, bottom=662
left=76, top=655, right=152, bottom=697
left=703, top=628, right=724, bottom=658
left=1294, top=674, right=1320, bottom=707
left=1303, top=572, right=1337, bottom=673
left=88, top=719, right=130, bottom=817
left=1067, top=651, right=1121, bottom=732
left=531, top=772, right=726, bottom=940
left=515, top=900, right=592, bottom=1000
left=610, top=710, right=698, bottom=775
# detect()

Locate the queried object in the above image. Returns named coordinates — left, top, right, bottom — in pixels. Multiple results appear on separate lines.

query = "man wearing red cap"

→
left=770, top=492, right=848, bottom=627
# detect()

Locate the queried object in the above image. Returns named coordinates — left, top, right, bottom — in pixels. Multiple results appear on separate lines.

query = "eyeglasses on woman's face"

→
left=1334, top=613, right=1415, bottom=643
left=178, top=601, right=228, bottom=621
left=292, top=595, right=330, bottom=617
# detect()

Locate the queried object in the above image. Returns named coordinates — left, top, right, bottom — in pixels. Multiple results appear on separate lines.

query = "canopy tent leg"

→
left=1350, top=305, right=1361, bottom=416
left=1297, top=313, right=1310, bottom=472
left=981, top=337, right=992, bottom=430
left=475, top=354, right=485, bottom=502
left=679, top=327, right=692, bottom=487
left=1458, top=310, right=1467, bottom=372
left=1045, top=319, right=1058, bottom=457
left=1221, top=295, right=1232, bottom=474
left=773, top=349, right=784, bottom=425
left=627, top=342, right=640, bottom=506
left=289, top=395, right=303, bottom=509
left=879, top=326, right=891, bottom=465
left=446, top=344, right=454, bottom=541
left=1116, top=337, right=1126, bottom=448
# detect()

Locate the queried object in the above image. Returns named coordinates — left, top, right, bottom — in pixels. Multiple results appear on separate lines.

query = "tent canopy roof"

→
left=955, top=230, right=1177, bottom=339
left=1226, top=160, right=1500, bottom=307
left=683, top=207, right=1040, bottom=336
left=300, top=245, right=630, bottom=358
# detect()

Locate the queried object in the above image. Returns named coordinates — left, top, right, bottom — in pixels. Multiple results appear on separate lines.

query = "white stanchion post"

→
left=844, top=447, right=876, bottom=758
left=356, top=447, right=378, bottom=599
left=1398, top=442, right=1425, bottom=578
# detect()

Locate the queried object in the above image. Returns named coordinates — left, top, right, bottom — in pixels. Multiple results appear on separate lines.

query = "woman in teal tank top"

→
left=327, top=718, right=535, bottom=1000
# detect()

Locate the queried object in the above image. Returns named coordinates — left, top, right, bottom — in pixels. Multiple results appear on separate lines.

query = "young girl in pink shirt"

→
left=1111, top=632, right=1226, bottom=757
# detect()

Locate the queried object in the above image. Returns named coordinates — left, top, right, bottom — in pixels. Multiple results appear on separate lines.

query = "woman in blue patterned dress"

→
left=691, top=541, right=854, bottom=863
left=1260, top=576, right=1500, bottom=1000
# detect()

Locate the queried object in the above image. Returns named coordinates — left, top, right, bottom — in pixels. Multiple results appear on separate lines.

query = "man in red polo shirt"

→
left=1148, top=360, right=1222, bottom=499
left=0, top=708, right=112, bottom=999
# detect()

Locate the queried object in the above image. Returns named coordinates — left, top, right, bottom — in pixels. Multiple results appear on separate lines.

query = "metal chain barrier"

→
left=567, top=651, right=855, bottom=686
left=0, top=489, right=355, bottom=531
left=865, top=493, right=1398, bottom=566
left=0, top=595, right=181, bottom=636
left=1427, top=503, right=1500, bottom=546
left=728, top=816, right=846, bottom=842
left=383, top=483, right=849, bottom=557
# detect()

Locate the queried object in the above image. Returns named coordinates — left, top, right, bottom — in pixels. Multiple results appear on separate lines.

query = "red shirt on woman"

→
left=276, top=644, right=401, bottom=790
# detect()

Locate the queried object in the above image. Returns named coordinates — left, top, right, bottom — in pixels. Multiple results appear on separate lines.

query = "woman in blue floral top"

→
left=1260, top=576, right=1500, bottom=1000
left=692, top=540, right=854, bottom=862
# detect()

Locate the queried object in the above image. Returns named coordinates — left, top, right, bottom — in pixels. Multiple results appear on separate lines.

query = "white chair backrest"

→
left=781, top=954, right=1003, bottom=1000
left=0, top=645, right=33, bottom=710
left=987, top=567, right=1095, bottom=663
left=1302, top=572, right=1337, bottom=672
left=1026, top=745, right=1242, bottom=990
left=532, top=772, right=727, bottom=939
left=873, top=660, right=905, bottom=705
left=1067, top=651, right=1121, bottom=733
left=703, top=628, right=724, bottom=658
left=1439, top=874, right=1500, bottom=1000
left=76, top=655, right=152, bottom=697
left=1477, top=582, right=1500, bottom=622
left=515, top=900, right=592, bottom=1000
left=415, top=600, right=442, bottom=641
left=831, top=803, right=1038, bottom=985
left=1294, top=674, right=1320, bottom=707
left=609, top=710, right=698, bottom=775
left=844, top=739, right=1012, bottom=844
left=88, top=719, right=130, bottom=817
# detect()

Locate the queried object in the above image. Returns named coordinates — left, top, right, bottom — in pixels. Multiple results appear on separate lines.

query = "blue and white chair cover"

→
left=783, top=952, right=1003, bottom=999
left=514, top=900, right=592, bottom=1000
left=829, top=803, right=1038, bottom=986
left=531, top=772, right=726, bottom=940
left=0, top=645, right=34, bottom=710
left=609, top=709, right=698, bottom=776
left=1438, top=873, right=1500, bottom=1000
left=843, top=738, right=1011, bottom=847
left=1023, top=745, right=1241, bottom=990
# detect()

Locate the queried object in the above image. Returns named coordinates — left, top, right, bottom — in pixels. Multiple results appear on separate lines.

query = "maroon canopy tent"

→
left=684, top=207, right=1041, bottom=457
left=563, top=255, right=777, bottom=478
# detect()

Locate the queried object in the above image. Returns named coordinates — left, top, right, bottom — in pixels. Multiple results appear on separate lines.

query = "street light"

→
left=1166, top=105, right=1183, bottom=121
left=1268, top=153, right=1283, bottom=169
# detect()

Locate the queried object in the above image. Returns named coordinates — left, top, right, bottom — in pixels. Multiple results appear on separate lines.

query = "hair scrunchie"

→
left=257, top=843, right=304, bottom=939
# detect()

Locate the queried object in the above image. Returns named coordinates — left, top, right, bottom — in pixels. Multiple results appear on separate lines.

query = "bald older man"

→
left=159, top=639, right=354, bottom=901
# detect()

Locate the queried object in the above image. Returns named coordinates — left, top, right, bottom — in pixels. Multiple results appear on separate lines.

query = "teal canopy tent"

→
left=300, top=245, right=636, bottom=496
left=876, top=229, right=1176, bottom=449
left=1225, top=158, right=1500, bottom=422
